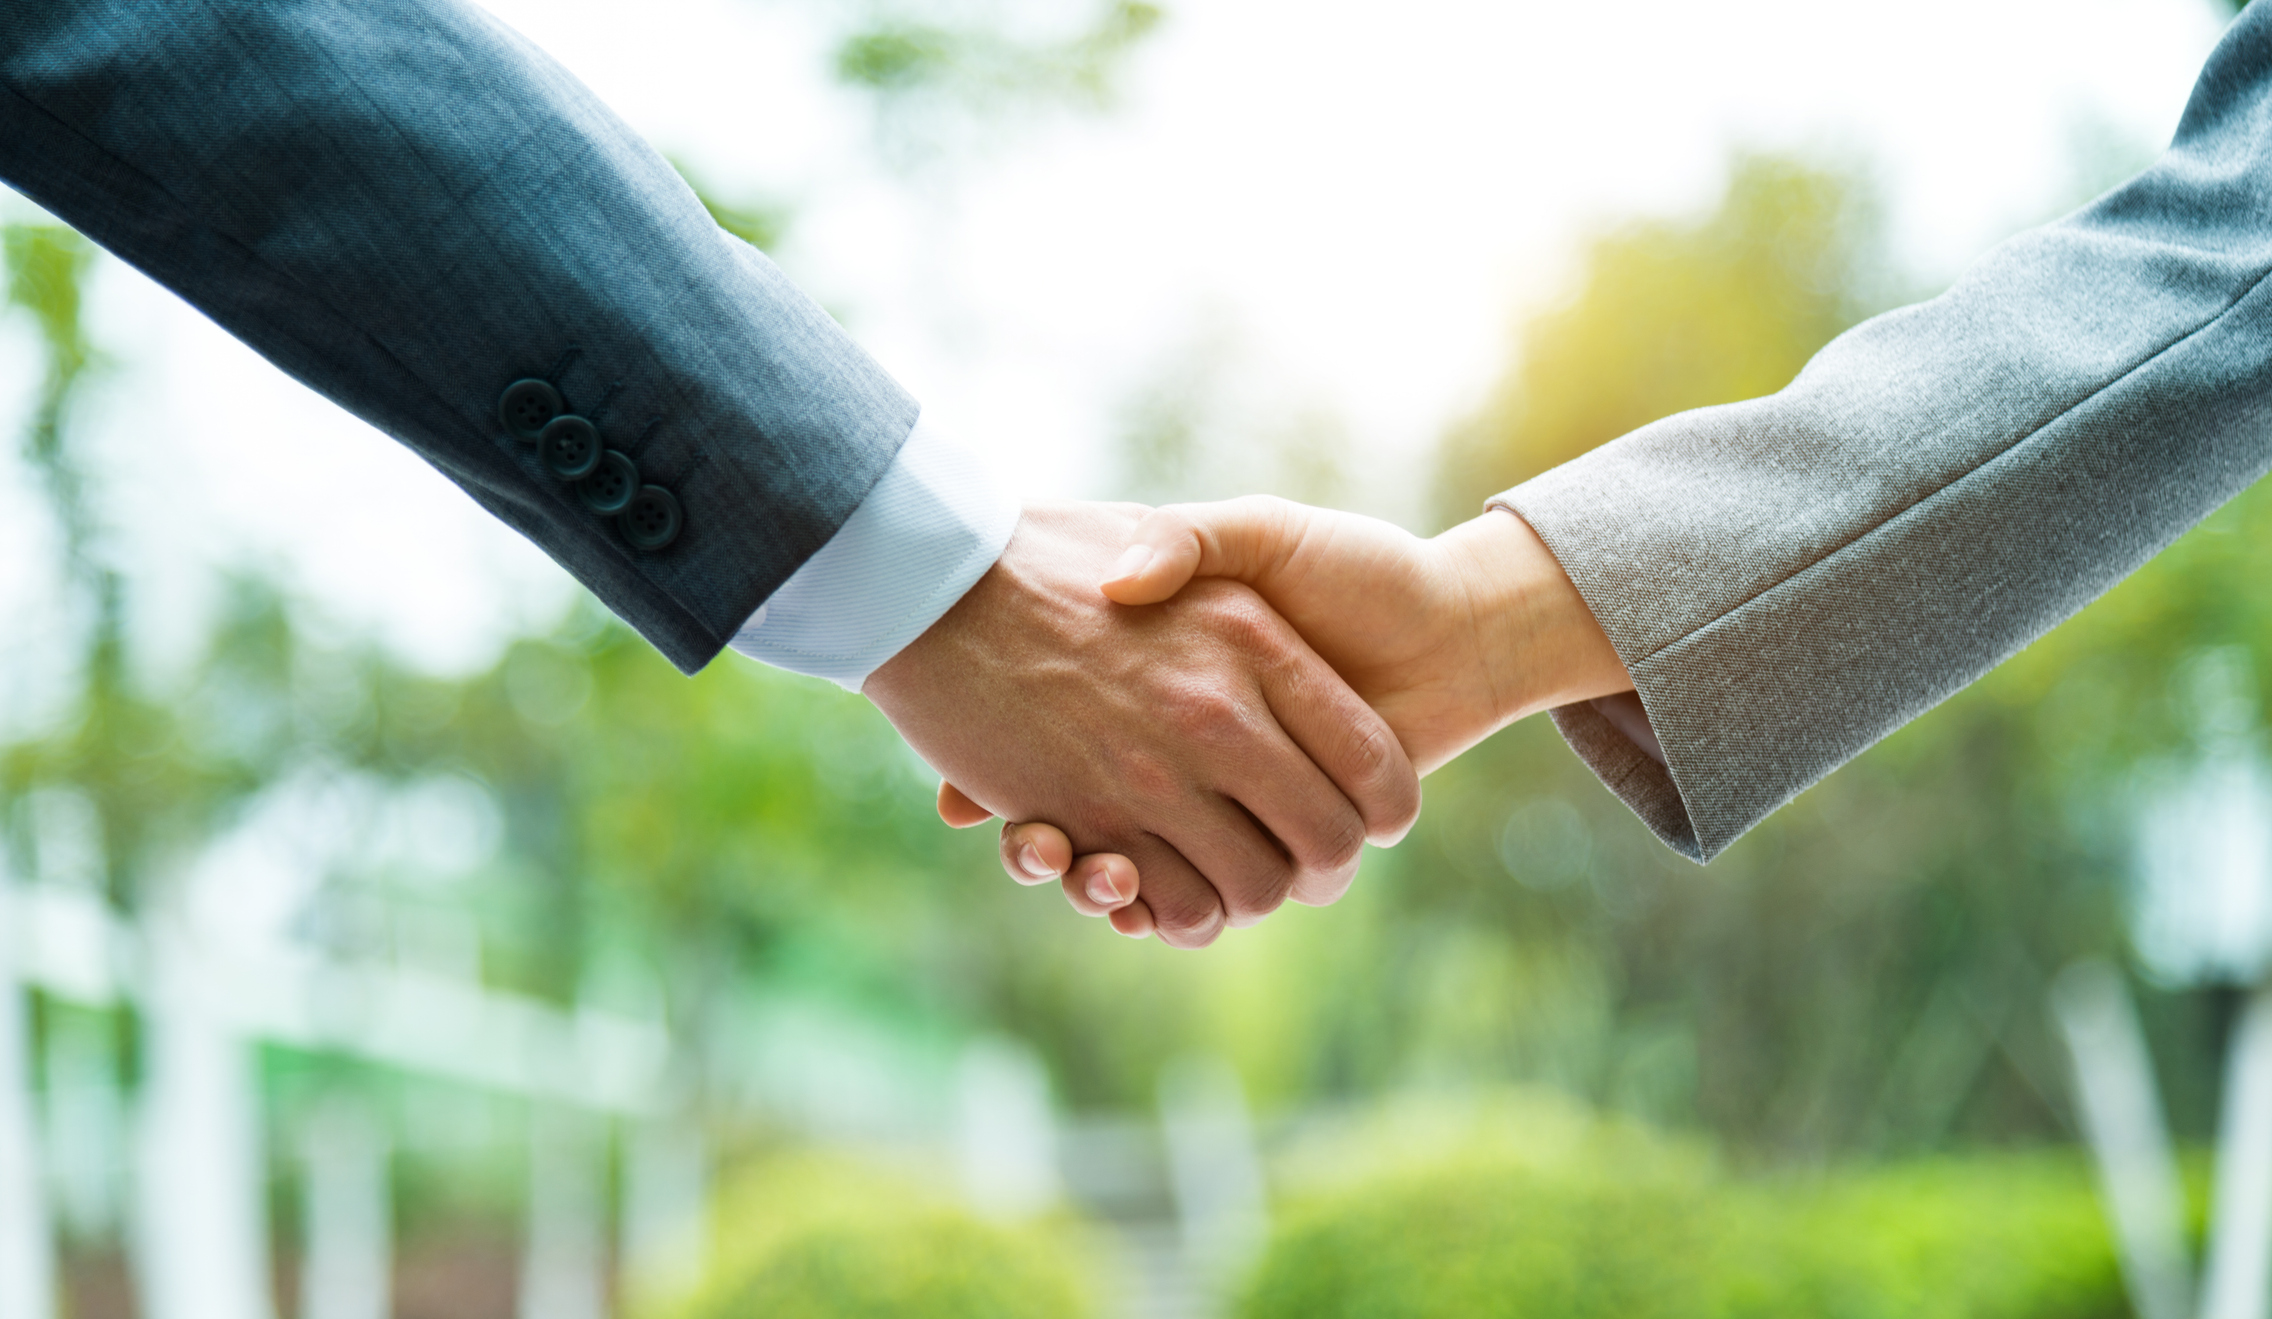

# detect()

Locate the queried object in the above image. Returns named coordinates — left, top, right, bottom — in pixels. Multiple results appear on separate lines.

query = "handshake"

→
left=863, top=497, right=1638, bottom=947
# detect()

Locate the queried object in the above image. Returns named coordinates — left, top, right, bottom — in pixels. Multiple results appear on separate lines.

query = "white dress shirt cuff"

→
left=728, top=415, right=1021, bottom=691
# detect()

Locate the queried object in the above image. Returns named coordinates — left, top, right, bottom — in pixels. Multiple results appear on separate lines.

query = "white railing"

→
left=0, top=879, right=687, bottom=1319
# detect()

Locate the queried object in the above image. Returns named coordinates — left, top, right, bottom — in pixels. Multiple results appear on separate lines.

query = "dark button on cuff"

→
left=577, top=450, right=640, bottom=515
left=619, top=485, right=682, bottom=551
left=539, top=415, right=603, bottom=480
left=499, top=378, right=563, bottom=442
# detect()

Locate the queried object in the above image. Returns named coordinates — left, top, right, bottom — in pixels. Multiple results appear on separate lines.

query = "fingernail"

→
left=1018, top=844, right=1055, bottom=880
left=1107, top=544, right=1153, bottom=582
left=1087, top=870, right=1123, bottom=906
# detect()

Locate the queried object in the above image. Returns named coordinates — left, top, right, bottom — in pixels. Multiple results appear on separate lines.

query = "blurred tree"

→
left=831, top=0, right=1164, bottom=165
left=836, top=0, right=1160, bottom=109
left=1434, top=153, right=1891, bottom=527
left=4, top=226, right=99, bottom=582
left=1, top=224, right=238, bottom=913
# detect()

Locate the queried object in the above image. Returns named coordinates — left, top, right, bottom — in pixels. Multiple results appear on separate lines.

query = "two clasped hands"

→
left=863, top=497, right=1638, bottom=947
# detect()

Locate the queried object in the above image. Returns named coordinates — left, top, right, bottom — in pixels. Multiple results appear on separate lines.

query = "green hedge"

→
left=1240, top=1094, right=2125, bottom=1319
left=659, top=1153, right=1097, bottom=1319
left=1765, top=1158, right=2124, bottom=1319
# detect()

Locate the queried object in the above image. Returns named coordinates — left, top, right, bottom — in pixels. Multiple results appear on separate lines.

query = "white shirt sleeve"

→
left=728, top=414, right=1022, bottom=691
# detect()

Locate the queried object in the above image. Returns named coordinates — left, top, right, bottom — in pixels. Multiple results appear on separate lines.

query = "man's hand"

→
left=975, top=497, right=1636, bottom=928
left=863, top=501, right=1421, bottom=948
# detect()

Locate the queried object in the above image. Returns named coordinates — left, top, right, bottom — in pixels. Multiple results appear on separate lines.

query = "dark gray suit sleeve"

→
left=0, top=0, right=918, bottom=674
left=1500, top=4, right=2272, bottom=861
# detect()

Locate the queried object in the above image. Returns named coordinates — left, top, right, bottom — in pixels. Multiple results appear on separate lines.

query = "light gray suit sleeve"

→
left=1499, top=4, right=2272, bottom=861
left=0, top=0, right=917, bottom=674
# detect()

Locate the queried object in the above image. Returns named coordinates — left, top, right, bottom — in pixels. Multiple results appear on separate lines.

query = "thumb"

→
left=1100, top=496, right=1305, bottom=605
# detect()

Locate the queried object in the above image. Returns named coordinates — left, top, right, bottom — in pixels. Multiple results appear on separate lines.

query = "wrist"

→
left=743, top=416, right=1020, bottom=691
left=1437, top=507, right=1632, bottom=728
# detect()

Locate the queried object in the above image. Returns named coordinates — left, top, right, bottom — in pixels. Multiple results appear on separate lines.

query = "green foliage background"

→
left=3, top=9, right=2263, bottom=1306
left=1239, top=1093, right=2129, bottom=1319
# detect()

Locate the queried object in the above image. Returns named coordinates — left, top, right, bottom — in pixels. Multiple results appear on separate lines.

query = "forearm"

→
left=1504, top=1, right=2272, bottom=860
left=0, top=0, right=914, bottom=672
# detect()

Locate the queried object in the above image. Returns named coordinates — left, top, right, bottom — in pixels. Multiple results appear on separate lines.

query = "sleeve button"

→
left=499, top=378, right=563, bottom=442
left=538, top=415, right=603, bottom=480
left=619, top=485, right=683, bottom=551
left=577, top=450, right=640, bottom=515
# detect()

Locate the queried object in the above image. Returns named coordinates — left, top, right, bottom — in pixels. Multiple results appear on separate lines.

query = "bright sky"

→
left=0, top=0, right=2231, bottom=688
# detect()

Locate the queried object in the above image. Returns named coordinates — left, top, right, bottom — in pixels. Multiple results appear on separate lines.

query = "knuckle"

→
left=1176, top=583, right=1279, bottom=651
left=1278, top=810, right=1365, bottom=879
left=1207, top=595, right=1280, bottom=652
left=1282, top=836, right=1362, bottom=906
left=1158, top=910, right=1227, bottom=949
left=1349, top=723, right=1398, bottom=795
left=1165, top=684, right=1252, bottom=748
left=1345, top=722, right=1420, bottom=831
left=1147, top=883, right=1213, bottom=928
left=1152, top=504, right=1201, bottom=538
left=1316, top=812, right=1368, bottom=873
left=1222, top=885, right=1290, bottom=929
left=1150, top=890, right=1226, bottom=947
left=1348, top=719, right=1392, bottom=774
left=1290, top=860, right=1359, bottom=908
left=1216, top=857, right=1297, bottom=927
left=1231, top=493, right=1293, bottom=524
left=1118, top=751, right=1179, bottom=802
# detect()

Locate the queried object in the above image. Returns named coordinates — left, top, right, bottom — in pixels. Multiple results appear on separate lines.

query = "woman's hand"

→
left=1106, top=498, right=1507, bottom=772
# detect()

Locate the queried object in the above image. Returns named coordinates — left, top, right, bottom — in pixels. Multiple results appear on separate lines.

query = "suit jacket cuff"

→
left=729, top=414, right=1020, bottom=690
